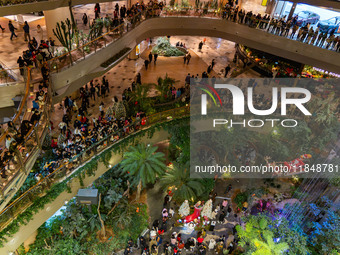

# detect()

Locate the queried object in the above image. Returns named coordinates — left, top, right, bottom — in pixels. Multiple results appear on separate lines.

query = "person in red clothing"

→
left=178, top=240, right=185, bottom=250
left=197, top=235, right=204, bottom=245
left=176, top=233, right=182, bottom=243
left=51, top=138, right=58, bottom=148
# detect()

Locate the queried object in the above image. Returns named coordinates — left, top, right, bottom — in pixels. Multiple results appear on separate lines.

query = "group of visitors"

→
left=16, top=37, right=55, bottom=76
left=221, top=3, right=340, bottom=52
left=41, top=73, right=150, bottom=178
left=122, top=187, right=240, bottom=255
left=0, top=80, right=48, bottom=180
left=144, top=52, right=159, bottom=69
left=83, top=0, right=165, bottom=33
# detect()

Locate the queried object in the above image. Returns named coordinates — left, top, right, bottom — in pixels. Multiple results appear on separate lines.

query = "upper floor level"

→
left=0, top=0, right=339, bottom=17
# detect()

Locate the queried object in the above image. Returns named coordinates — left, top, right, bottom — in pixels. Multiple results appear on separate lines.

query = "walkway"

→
left=1, top=2, right=339, bottom=82
left=0, top=2, right=119, bottom=79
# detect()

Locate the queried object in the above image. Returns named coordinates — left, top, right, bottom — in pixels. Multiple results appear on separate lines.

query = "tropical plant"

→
left=53, top=18, right=74, bottom=64
left=68, top=0, right=77, bottom=30
left=128, top=83, right=153, bottom=112
left=156, top=74, right=177, bottom=102
left=89, top=18, right=104, bottom=40
left=234, top=191, right=248, bottom=209
left=195, top=0, right=202, bottom=10
left=307, top=93, right=340, bottom=126
left=308, top=205, right=340, bottom=254
left=104, top=188, right=123, bottom=210
left=203, top=1, right=209, bottom=14
left=160, top=162, right=206, bottom=202
left=120, top=143, right=166, bottom=201
left=167, top=120, right=190, bottom=163
left=210, top=0, right=218, bottom=10
left=236, top=215, right=289, bottom=255
left=151, top=37, right=185, bottom=57
left=252, top=234, right=289, bottom=255
left=114, top=101, right=127, bottom=119
left=271, top=216, right=309, bottom=255
left=181, top=0, right=189, bottom=8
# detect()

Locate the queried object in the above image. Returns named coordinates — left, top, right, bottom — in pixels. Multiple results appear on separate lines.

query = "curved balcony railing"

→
left=0, top=105, right=190, bottom=231
left=46, top=6, right=339, bottom=74
left=0, top=0, right=47, bottom=6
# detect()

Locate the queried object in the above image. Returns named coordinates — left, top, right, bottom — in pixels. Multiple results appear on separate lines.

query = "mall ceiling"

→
left=290, top=0, right=340, bottom=10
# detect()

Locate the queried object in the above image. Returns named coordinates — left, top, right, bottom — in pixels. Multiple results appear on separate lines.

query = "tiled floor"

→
left=0, top=2, right=119, bottom=78
left=50, top=35, right=246, bottom=131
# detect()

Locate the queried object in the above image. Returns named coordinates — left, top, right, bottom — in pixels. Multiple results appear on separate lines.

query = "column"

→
left=287, top=2, right=297, bottom=20
left=128, top=46, right=138, bottom=60
left=44, top=7, right=72, bottom=43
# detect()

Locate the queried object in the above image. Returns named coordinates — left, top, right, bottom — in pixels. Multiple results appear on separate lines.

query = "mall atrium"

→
left=0, top=0, right=339, bottom=254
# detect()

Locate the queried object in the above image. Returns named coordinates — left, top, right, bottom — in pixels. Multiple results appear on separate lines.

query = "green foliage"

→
left=120, top=143, right=166, bottom=188
left=181, top=0, right=189, bottom=7
left=308, top=93, right=340, bottom=126
left=236, top=214, right=289, bottom=255
left=156, top=74, right=177, bottom=103
left=114, top=101, right=127, bottom=120
left=195, top=0, right=202, bottom=9
left=26, top=165, right=148, bottom=254
left=210, top=0, right=218, bottom=9
left=167, top=119, right=190, bottom=164
left=160, top=162, right=206, bottom=202
left=128, top=83, right=153, bottom=113
left=234, top=191, right=248, bottom=209
left=0, top=115, right=190, bottom=247
left=89, top=18, right=104, bottom=40
left=271, top=216, right=309, bottom=255
left=308, top=206, right=340, bottom=254
left=151, top=37, right=185, bottom=57
left=53, top=18, right=74, bottom=63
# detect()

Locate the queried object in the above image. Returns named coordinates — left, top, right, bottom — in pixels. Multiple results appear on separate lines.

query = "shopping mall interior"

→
left=0, top=0, right=339, bottom=254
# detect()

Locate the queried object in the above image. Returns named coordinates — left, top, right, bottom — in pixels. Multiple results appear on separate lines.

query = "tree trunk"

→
left=97, top=194, right=106, bottom=238
left=136, top=179, right=142, bottom=201
left=68, top=51, right=73, bottom=66
left=107, top=181, right=130, bottom=216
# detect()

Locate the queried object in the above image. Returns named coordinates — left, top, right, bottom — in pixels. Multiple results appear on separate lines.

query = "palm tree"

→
left=120, top=143, right=166, bottom=201
left=156, top=74, right=177, bottom=102
left=160, top=162, right=205, bottom=202
left=128, top=83, right=153, bottom=112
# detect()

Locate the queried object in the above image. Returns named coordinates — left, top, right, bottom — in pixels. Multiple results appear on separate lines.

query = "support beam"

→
left=43, top=7, right=72, bottom=42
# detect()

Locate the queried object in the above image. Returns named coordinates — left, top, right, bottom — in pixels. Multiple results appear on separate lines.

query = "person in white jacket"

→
left=208, top=238, right=216, bottom=250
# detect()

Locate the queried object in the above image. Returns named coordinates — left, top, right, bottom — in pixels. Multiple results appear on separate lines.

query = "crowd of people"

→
left=123, top=188, right=239, bottom=255
left=0, top=80, right=48, bottom=181
left=219, top=1, right=340, bottom=52
left=43, top=77, right=149, bottom=178
left=6, top=0, right=337, bottom=76
left=16, top=36, right=55, bottom=77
